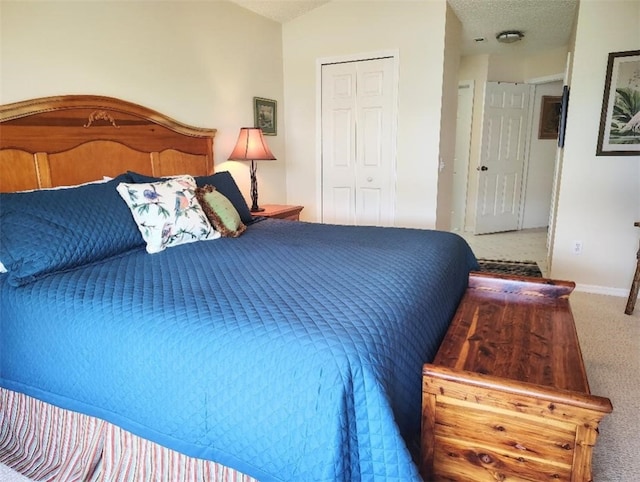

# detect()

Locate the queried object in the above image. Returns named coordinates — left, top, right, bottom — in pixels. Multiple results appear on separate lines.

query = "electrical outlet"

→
left=572, top=240, right=583, bottom=255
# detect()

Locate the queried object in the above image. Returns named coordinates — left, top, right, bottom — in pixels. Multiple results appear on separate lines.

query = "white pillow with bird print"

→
left=116, top=175, right=220, bottom=254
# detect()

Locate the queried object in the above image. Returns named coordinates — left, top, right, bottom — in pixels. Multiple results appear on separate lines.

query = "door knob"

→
left=477, top=166, right=488, bottom=171
left=367, top=177, right=373, bottom=182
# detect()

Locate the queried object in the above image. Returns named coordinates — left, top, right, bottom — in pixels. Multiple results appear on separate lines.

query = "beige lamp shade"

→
left=228, top=127, right=276, bottom=213
left=228, top=127, right=276, bottom=161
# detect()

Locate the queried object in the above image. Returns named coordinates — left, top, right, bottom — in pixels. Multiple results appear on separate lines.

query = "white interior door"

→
left=451, top=80, right=474, bottom=232
left=321, top=57, right=396, bottom=226
left=475, top=82, right=532, bottom=234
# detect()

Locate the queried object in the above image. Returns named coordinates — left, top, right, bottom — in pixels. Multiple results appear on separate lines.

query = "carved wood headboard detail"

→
left=0, top=95, right=216, bottom=192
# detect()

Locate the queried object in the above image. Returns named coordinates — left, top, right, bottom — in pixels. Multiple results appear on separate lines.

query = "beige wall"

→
left=0, top=0, right=286, bottom=205
left=523, top=47, right=571, bottom=80
left=435, top=4, right=463, bottom=231
left=282, top=0, right=448, bottom=227
left=551, top=0, right=640, bottom=294
left=487, top=54, right=527, bottom=82
left=486, top=47, right=569, bottom=83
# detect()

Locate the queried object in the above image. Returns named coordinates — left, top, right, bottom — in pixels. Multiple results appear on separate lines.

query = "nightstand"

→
left=254, top=204, right=303, bottom=221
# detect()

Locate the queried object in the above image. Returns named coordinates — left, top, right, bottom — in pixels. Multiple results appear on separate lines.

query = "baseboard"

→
left=574, top=283, right=628, bottom=298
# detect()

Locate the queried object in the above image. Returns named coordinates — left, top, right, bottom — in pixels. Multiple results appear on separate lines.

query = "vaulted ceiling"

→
left=229, top=0, right=578, bottom=56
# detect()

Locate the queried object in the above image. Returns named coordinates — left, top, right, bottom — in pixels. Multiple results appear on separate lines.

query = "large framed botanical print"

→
left=596, top=50, right=640, bottom=156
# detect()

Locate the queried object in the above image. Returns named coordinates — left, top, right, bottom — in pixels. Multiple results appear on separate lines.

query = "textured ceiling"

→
left=448, top=0, right=578, bottom=56
left=229, top=0, right=578, bottom=56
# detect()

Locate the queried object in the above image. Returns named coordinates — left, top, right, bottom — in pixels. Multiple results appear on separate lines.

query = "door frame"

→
left=315, top=50, right=400, bottom=222
left=522, top=73, right=565, bottom=232
left=451, top=80, right=474, bottom=232
left=519, top=85, right=536, bottom=231
left=526, top=71, right=567, bottom=272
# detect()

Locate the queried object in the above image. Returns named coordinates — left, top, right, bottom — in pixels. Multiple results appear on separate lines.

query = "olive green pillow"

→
left=196, top=185, right=247, bottom=238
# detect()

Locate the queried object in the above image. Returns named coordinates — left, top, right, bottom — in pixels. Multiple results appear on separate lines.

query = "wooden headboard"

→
left=0, top=95, right=216, bottom=192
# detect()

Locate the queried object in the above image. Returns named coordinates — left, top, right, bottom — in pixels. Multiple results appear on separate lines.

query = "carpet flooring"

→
left=476, top=258, right=543, bottom=277
left=571, top=292, right=640, bottom=481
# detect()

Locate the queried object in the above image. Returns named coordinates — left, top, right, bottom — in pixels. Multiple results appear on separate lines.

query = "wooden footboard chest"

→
left=420, top=273, right=612, bottom=482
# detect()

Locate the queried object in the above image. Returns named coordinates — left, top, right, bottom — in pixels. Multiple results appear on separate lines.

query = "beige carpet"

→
left=571, top=291, right=640, bottom=481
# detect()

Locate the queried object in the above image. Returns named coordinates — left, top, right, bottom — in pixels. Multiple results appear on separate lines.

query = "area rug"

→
left=476, top=259, right=542, bottom=278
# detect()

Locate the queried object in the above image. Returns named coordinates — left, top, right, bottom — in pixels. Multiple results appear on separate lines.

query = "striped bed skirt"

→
left=0, top=388, right=258, bottom=482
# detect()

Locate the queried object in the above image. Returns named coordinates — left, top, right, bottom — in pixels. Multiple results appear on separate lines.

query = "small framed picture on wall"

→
left=253, top=97, right=277, bottom=136
left=538, top=95, right=562, bottom=140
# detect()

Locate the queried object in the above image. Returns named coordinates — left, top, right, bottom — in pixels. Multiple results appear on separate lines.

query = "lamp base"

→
left=249, top=160, right=265, bottom=214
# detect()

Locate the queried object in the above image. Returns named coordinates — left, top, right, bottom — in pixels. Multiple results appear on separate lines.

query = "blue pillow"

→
left=0, top=173, right=143, bottom=286
left=127, top=171, right=254, bottom=225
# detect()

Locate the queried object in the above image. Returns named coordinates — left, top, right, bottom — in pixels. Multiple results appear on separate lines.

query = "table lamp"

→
left=228, top=127, right=276, bottom=212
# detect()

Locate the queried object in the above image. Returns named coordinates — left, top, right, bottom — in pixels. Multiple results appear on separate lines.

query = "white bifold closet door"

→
left=321, top=57, right=396, bottom=227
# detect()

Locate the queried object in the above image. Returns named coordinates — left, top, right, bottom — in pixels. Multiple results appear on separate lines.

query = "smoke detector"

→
left=496, top=30, right=524, bottom=44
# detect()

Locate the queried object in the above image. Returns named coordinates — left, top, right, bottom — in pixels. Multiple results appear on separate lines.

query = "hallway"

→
left=458, top=228, right=549, bottom=277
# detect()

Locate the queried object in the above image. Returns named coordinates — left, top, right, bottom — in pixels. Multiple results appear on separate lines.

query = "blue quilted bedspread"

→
left=0, top=220, right=477, bottom=481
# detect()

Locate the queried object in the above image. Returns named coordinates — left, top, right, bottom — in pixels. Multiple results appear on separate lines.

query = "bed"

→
left=0, top=96, right=479, bottom=481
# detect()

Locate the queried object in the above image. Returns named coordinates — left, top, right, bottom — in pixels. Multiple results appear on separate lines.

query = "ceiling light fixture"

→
left=496, top=30, right=524, bottom=44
